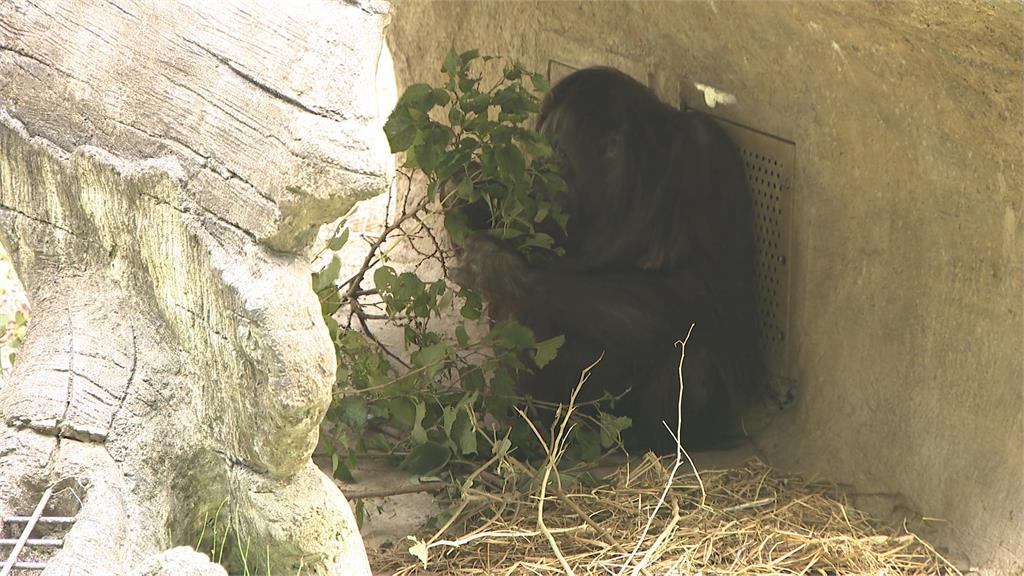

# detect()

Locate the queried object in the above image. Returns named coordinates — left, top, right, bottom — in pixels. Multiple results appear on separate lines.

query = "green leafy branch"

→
left=313, top=50, right=631, bottom=500
left=383, top=49, right=568, bottom=259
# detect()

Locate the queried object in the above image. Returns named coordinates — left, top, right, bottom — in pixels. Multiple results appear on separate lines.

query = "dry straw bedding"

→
left=371, top=454, right=960, bottom=575
left=370, top=343, right=959, bottom=575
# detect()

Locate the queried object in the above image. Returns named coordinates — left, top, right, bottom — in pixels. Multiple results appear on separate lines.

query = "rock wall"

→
left=0, top=0, right=395, bottom=572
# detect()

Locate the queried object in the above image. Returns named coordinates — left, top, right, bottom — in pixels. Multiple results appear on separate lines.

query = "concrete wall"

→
left=386, top=1, right=1023, bottom=571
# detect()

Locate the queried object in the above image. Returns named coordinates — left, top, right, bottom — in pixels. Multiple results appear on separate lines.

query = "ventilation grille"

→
left=713, top=121, right=796, bottom=401
left=547, top=60, right=578, bottom=87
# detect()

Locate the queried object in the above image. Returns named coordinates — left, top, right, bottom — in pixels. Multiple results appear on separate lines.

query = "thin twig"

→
left=521, top=356, right=603, bottom=576
left=620, top=325, right=701, bottom=576
left=352, top=305, right=411, bottom=369
left=342, top=481, right=447, bottom=501
left=338, top=195, right=431, bottom=295
left=428, top=524, right=587, bottom=550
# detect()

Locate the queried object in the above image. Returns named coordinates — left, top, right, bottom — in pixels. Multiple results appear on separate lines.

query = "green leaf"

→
left=543, top=170, right=568, bottom=194
left=435, top=151, right=470, bottom=181
left=534, top=203, right=550, bottom=224
left=459, top=289, right=482, bottom=320
left=447, top=106, right=465, bottom=126
left=522, top=233, right=555, bottom=250
left=401, top=441, right=451, bottom=475
left=459, top=76, right=481, bottom=94
left=438, top=283, right=455, bottom=311
left=373, top=266, right=397, bottom=291
left=411, top=342, right=448, bottom=380
left=557, top=472, right=580, bottom=489
left=331, top=453, right=356, bottom=483
left=533, top=335, right=565, bottom=369
left=530, top=72, right=550, bottom=93
left=384, top=271, right=425, bottom=313
left=407, top=107, right=430, bottom=128
left=413, top=143, right=440, bottom=173
left=457, top=136, right=481, bottom=153
left=327, top=227, right=349, bottom=251
left=459, top=92, right=489, bottom=114
left=412, top=125, right=452, bottom=174
left=432, top=88, right=451, bottom=107
left=495, top=144, right=526, bottom=182
left=399, top=83, right=437, bottom=111
left=316, top=255, right=341, bottom=292
left=459, top=49, right=480, bottom=65
left=493, top=86, right=537, bottom=118
left=442, top=405, right=458, bottom=442
left=489, top=368, right=516, bottom=397
left=335, top=360, right=349, bottom=388
left=455, top=323, right=470, bottom=347
left=389, top=397, right=416, bottom=429
left=324, top=314, right=339, bottom=346
left=523, top=137, right=553, bottom=158
left=338, top=395, right=369, bottom=427
left=411, top=399, right=428, bottom=444
left=599, top=413, right=633, bottom=449
left=456, top=176, right=473, bottom=200
left=429, top=279, right=447, bottom=298
left=403, top=145, right=420, bottom=169
left=453, top=411, right=478, bottom=455
left=355, top=500, right=365, bottom=530
left=552, top=207, right=570, bottom=232
left=487, top=320, right=535, bottom=350
left=489, top=124, right=513, bottom=144
left=460, top=366, right=486, bottom=392
left=383, top=108, right=416, bottom=152
left=444, top=212, right=470, bottom=247
left=486, top=367, right=518, bottom=417
left=442, top=49, right=459, bottom=75
left=464, top=113, right=490, bottom=134
left=498, top=111, right=530, bottom=124
left=574, top=428, right=602, bottom=461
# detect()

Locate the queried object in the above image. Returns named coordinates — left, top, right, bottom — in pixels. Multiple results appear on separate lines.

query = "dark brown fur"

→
left=455, top=67, right=762, bottom=452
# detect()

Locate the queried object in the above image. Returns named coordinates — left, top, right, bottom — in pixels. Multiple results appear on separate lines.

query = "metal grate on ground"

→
left=1, top=486, right=75, bottom=574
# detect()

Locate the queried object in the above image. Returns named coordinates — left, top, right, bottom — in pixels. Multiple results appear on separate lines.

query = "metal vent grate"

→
left=741, top=146, right=789, bottom=346
left=546, top=60, right=578, bottom=88
left=716, top=121, right=797, bottom=401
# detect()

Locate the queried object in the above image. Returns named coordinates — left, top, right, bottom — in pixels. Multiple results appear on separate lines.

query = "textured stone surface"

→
left=387, top=2, right=1022, bottom=572
left=0, top=0, right=392, bottom=573
left=130, top=547, right=228, bottom=576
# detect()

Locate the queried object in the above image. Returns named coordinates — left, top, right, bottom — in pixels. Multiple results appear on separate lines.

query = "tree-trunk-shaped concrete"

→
left=0, top=1, right=393, bottom=573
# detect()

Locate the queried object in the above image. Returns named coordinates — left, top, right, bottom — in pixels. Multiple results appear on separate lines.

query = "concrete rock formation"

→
left=0, top=0, right=392, bottom=573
